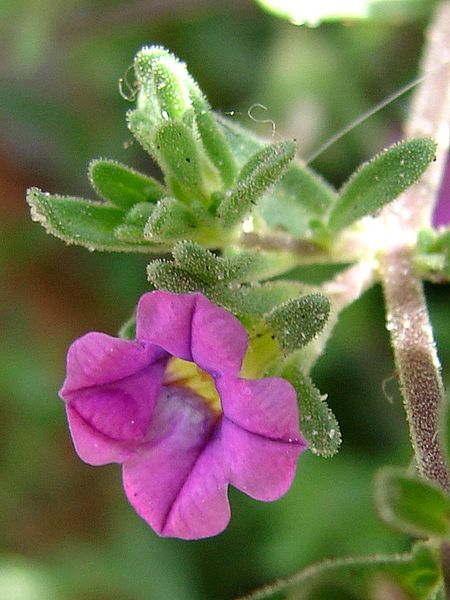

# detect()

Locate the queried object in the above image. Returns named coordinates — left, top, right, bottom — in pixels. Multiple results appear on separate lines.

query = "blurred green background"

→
left=1, top=1, right=449, bottom=598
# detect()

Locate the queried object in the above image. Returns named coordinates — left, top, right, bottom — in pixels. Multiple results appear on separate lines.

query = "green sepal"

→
left=265, top=294, right=330, bottom=354
left=375, top=466, right=450, bottom=539
left=134, top=46, right=192, bottom=122
left=217, top=116, right=337, bottom=236
left=190, top=90, right=237, bottom=187
left=88, top=159, right=165, bottom=209
left=27, top=187, right=158, bottom=253
left=242, top=542, right=440, bottom=600
left=144, top=197, right=198, bottom=241
left=328, top=138, right=437, bottom=232
left=147, top=256, right=304, bottom=318
left=282, top=364, right=341, bottom=457
left=172, top=241, right=265, bottom=284
left=124, top=202, right=155, bottom=225
left=217, top=140, right=296, bottom=227
left=152, top=120, right=212, bottom=203
left=114, top=224, right=147, bottom=244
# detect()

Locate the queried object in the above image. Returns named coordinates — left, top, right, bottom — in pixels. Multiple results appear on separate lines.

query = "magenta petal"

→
left=222, top=418, right=304, bottom=501
left=66, top=405, right=135, bottom=465
left=136, top=291, right=197, bottom=360
left=190, top=294, right=248, bottom=376
left=67, top=361, right=166, bottom=442
left=60, top=332, right=162, bottom=394
left=217, top=376, right=303, bottom=442
left=123, top=387, right=229, bottom=540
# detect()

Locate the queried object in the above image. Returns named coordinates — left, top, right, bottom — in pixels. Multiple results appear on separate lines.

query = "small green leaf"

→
left=133, top=46, right=193, bottom=126
left=114, top=224, right=146, bottom=243
left=153, top=121, right=210, bottom=203
left=124, top=202, right=155, bottom=225
left=266, top=294, right=330, bottom=354
left=217, top=115, right=337, bottom=236
left=217, top=140, right=295, bottom=226
left=415, top=228, right=450, bottom=282
left=282, top=365, right=341, bottom=457
left=144, top=197, right=198, bottom=241
left=328, top=138, right=437, bottom=232
left=88, top=159, right=165, bottom=209
left=172, top=241, right=266, bottom=284
left=27, top=187, right=157, bottom=253
left=147, top=260, right=201, bottom=293
left=190, top=91, right=237, bottom=187
left=375, top=467, right=450, bottom=539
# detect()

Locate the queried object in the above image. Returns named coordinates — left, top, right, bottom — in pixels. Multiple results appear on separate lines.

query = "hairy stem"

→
left=379, top=1, right=450, bottom=491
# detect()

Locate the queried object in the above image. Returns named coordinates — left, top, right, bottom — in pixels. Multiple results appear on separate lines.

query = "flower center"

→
left=162, top=357, right=221, bottom=414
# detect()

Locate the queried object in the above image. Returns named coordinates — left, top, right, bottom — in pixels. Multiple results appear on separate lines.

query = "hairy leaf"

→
left=282, top=364, right=341, bottom=457
left=27, top=187, right=158, bottom=253
left=266, top=294, right=330, bottom=354
left=88, top=159, right=164, bottom=209
left=217, top=140, right=296, bottom=226
left=328, top=139, right=437, bottom=231
left=375, top=467, right=450, bottom=539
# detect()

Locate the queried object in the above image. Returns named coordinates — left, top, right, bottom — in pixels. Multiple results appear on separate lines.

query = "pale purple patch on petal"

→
left=191, top=294, right=248, bottom=376
left=217, top=376, right=303, bottom=443
left=122, top=386, right=226, bottom=539
left=60, top=332, right=163, bottom=394
left=222, top=418, right=303, bottom=501
left=136, top=291, right=197, bottom=360
left=66, top=405, right=135, bottom=466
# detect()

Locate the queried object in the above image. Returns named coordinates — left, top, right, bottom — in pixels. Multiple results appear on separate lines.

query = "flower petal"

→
left=66, top=361, right=166, bottom=443
left=217, top=376, right=303, bottom=442
left=136, top=291, right=196, bottom=360
left=122, top=387, right=229, bottom=539
left=136, top=291, right=247, bottom=375
left=191, top=294, right=247, bottom=376
left=66, top=405, right=135, bottom=465
left=60, top=332, right=163, bottom=394
left=222, top=417, right=304, bottom=501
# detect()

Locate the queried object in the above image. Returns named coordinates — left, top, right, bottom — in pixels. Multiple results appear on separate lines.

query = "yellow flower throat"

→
left=163, top=357, right=222, bottom=414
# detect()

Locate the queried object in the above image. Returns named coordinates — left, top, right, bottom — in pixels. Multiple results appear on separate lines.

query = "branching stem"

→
left=379, top=1, right=450, bottom=492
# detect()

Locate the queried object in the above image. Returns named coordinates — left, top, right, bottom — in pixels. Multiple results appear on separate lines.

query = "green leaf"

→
left=190, top=90, right=237, bottom=187
left=26, top=187, right=158, bottom=253
left=375, top=467, right=450, bottom=539
left=124, top=202, right=155, bottom=225
left=217, top=140, right=295, bottom=226
left=282, top=364, right=341, bottom=457
left=241, top=542, right=440, bottom=600
left=172, top=241, right=266, bottom=284
left=88, top=159, right=165, bottom=209
left=147, top=259, right=202, bottom=293
left=328, top=138, right=437, bottom=232
left=134, top=46, right=193, bottom=122
left=217, top=115, right=337, bottom=236
left=266, top=294, right=330, bottom=354
left=153, top=120, right=211, bottom=203
left=415, top=229, right=450, bottom=282
left=144, top=197, right=198, bottom=241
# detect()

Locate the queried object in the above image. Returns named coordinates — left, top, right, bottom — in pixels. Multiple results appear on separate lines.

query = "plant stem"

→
left=379, top=1, right=450, bottom=492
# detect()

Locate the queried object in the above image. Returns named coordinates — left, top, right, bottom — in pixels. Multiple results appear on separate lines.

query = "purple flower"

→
left=60, top=291, right=306, bottom=539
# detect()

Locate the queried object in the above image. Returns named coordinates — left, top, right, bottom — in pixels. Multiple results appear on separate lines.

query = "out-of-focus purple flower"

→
left=434, top=154, right=450, bottom=227
left=60, top=291, right=306, bottom=539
